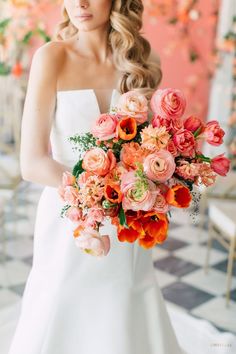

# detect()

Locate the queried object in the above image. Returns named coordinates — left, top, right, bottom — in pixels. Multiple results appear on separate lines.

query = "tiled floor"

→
left=0, top=181, right=235, bottom=335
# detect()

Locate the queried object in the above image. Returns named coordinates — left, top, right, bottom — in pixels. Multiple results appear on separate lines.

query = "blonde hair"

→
left=54, top=0, right=162, bottom=100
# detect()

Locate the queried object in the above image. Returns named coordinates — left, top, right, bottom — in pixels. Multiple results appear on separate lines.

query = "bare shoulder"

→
left=31, top=40, right=66, bottom=73
left=149, top=48, right=161, bottom=66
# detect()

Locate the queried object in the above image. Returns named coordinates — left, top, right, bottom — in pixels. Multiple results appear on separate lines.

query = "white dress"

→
left=4, top=89, right=236, bottom=354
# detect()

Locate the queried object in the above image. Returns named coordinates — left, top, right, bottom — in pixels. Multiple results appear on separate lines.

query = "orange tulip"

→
left=117, top=117, right=137, bottom=140
left=166, top=184, right=192, bottom=208
left=104, top=182, right=122, bottom=204
left=73, top=224, right=84, bottom=238
left=117, top=210, right=168, bottom=249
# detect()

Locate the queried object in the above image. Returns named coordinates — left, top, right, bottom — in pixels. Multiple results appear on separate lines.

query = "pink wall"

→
left=39, top=1, right=218, bottom=121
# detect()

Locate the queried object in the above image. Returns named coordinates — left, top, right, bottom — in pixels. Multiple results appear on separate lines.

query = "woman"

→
left=6, top=1, right=236, bottom=354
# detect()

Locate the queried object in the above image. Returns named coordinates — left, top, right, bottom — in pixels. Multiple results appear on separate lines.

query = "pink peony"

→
left=201, top=120, right=225, bottom=146
left=74, top=228, right=110, bottom=257
left=116, top=90, right=148, bottom=124
left=82, top=148, right=116, bottom=176
left=173, top=129, right=196, bottom=157
left=120, top=171, right=157, bottom=211
left=143, top=149, right=176, bottom=182
left=91, top=113, right=119, bottom=140
left=150, top=88, right=186, bottom=119
left=211, top=154, right=230, bottom=176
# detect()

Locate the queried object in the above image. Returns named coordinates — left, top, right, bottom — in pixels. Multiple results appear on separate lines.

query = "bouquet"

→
left=58, top=88, right=230, bottom=257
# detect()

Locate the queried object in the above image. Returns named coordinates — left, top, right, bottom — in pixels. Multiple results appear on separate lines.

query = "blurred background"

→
left=0, top=0, right=236, bottom=339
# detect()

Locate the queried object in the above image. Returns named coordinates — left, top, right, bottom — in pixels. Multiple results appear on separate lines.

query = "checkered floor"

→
left=0, top=181, right=235, bottom=335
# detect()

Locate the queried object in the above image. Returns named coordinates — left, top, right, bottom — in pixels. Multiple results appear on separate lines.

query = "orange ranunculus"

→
left=104, top=182, right=122, bottom=204
left=117, top=117, right=137, bottom=140
left=166, top=184, right=192, bottom=208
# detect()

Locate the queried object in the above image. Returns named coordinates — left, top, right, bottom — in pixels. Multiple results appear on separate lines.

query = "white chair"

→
left=204, top=200, right=236, bottom=307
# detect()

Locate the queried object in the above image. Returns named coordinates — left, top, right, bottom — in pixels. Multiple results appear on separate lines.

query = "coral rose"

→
left=91, top=113, right=118, bottom=140
left=82, top=148, right=116, bottom=176
left=117, top=90, right=148, bottom=124
left=143, top=149, right=176, bottom=182
left=150, top=88, right=186, bottom=119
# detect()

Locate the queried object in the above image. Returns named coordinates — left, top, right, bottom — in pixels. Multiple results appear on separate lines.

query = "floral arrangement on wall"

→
left=143, top=0, right=221, bottom=121
left=0, top=0, right=60, bottom=77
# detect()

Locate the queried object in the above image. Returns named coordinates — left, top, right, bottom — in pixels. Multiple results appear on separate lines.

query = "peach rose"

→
left=74, top=228, right=110, bottom=257
left=91, top=113, right=119, bottom=140
left=82, top=148, right=116, bottom=176
left=150, top=88, right=186, bottom=119
left=173, top=129, right=196, bottom=157
left=116, top=91, right=148, bottom=124
left=120, top=171, right=157, bottom=211
left=143, top=149, right=176, bottom=182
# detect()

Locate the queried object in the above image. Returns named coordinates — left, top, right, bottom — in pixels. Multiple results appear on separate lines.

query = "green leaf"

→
left=0, top=18, right=11, bottom=34
left=118, top=206, right=129, bottom=229
left=72, top=159, right=84, bottom=178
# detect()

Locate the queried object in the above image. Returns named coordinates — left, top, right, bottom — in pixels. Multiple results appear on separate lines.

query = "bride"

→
left=2, top=1, right=236, bottom=353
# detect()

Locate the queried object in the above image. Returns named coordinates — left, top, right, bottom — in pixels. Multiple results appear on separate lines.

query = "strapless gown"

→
left=5, top=89, right=236, bottom=354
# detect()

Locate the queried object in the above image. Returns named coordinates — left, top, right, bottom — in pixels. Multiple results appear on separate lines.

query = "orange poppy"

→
left=117, top=117, right=137, bottom=140
left=104, top=182, right=122, bottom=204
left=166, top=184, right=192, bottom=208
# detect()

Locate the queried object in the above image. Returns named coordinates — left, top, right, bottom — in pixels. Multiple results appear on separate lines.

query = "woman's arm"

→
left=20, top=42, right=71, bottom=188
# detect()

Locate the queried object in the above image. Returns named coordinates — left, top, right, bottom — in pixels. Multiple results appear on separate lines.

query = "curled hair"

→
left=54, top=0, right=162, bottom=100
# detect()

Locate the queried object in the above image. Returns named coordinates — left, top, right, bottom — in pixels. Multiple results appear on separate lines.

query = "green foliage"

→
left=118, top=206, right=129, bottom=229
left=60, top=205, right=70, bottom=218
left=68, top=132, right=97, bottom=159
left=0, top=18, right=11, bottom=34
left=72, top=159, right=84, bottom=179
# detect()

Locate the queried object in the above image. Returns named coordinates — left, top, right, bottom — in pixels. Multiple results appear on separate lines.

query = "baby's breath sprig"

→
left=60, top=205, right=71, bottom=218
left=68, top=133, right=97, bottom=159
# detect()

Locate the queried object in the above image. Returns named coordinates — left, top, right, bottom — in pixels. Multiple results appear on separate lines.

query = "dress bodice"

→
left=50, top=89, right=121, bottom=168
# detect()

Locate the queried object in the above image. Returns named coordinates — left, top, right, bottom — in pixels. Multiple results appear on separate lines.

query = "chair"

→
left=204, top=200, right=236, bottom=307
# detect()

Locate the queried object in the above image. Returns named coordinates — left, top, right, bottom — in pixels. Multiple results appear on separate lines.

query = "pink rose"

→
left=74, top=228, right=110, bottom=257
left=143, top=149, right=176, bottom=182
left=211, top=154, right=230, bottom=176
left=66, top=206, right=82, bottom=222
left=184, top=116, right=205, bottom=133
left=62, top=171, right=76, bottom=187
left=82, top=148, right=116, bottom=176
left=150, top=88, right=186, bottom=119
left=120, top=171, right=157, bottom=211
left=152, top=114, right=184, bottom=134
left=60, top=186, right=80, bottom=206
left=117, top=91, right=148, bottom=124
left=173, top=129, right=196, bottom=157
left=91, top=113, right=118, bottom=140
left=201, top=120, right=225, bottom=146
left=153, top=192, right=169, bottom=213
